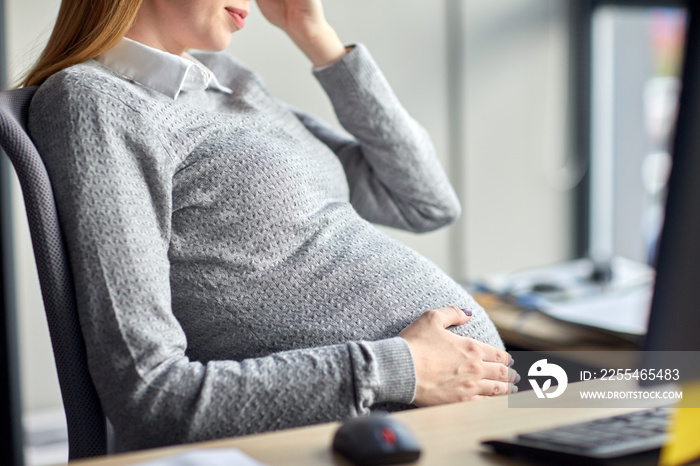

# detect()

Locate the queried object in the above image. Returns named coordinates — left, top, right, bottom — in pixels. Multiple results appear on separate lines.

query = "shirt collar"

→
left=95, top=37, right=233, bottom=99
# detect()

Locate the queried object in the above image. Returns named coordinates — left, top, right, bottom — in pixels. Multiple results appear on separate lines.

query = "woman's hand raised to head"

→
left=399, top=306, right=518, bottom=406
left=255, top=0, right=347, bottom=67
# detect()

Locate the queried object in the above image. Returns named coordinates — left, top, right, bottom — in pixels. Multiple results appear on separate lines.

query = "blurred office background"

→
left=0, top=0, right=684, bottom=463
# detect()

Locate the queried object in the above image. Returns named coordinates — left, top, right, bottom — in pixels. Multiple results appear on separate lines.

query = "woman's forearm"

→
left=256, top=0, right=347, bottom=67
left=289, top=22, right=347, bottom=68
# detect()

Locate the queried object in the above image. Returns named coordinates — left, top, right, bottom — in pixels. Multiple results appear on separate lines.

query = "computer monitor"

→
left=586, top=3, right=686, bottom=266
left=642, top=2, right=700, bottom=382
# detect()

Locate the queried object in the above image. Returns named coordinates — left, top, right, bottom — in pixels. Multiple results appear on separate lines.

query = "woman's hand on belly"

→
left=399, top=306, right=518, bottom=407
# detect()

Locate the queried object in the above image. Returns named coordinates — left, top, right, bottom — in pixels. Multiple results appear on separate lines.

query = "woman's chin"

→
left=196, top=35, right=235, bottom=53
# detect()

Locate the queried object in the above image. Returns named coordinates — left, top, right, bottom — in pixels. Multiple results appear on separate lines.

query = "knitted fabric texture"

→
left=28, top=44, right=503, bottom=450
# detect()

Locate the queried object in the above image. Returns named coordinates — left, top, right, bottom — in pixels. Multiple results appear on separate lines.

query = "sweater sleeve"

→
left=28, top=70, right=416, bottom=451
left=295, top=43, right=461, bottom=233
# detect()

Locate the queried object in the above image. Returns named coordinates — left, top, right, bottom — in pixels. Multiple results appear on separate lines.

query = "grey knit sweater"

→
left=28, top=44, right=503, bottom=450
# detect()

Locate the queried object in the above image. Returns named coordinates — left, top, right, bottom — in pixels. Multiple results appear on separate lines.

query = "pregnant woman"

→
left=24, top=0, right=513, bottom=450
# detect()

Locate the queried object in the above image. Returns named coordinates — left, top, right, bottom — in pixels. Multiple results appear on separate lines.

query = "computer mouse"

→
left=332, top=414, right=422, bottom=465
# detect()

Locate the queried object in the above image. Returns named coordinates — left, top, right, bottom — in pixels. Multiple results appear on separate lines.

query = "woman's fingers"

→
left=472, top=338, right=511, bottom=366
left=425, top=306, right=472, bottom=329
left=481, top=361, right=520, bottom=384
left=479, top=380, right=511, bottom=396
left=398, top=306, right=471, bottom=343
left=476, top=380, right=518, bottom=397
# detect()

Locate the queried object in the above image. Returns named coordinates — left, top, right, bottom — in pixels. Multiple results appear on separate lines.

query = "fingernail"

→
left=511, top=385, right=519, bottom=394
left=508, top=358, right=515, bottom=367
left=514, top=373, right=521, bottom=384
left=461, top=308, right=472, bottom=317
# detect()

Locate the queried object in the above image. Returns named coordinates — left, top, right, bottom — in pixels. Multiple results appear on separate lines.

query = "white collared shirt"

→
left=95, top=38, right=233, bottom=100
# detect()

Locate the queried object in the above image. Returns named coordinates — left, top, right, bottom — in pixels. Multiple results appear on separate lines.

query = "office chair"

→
left=0, top=87, right=108, bottom=459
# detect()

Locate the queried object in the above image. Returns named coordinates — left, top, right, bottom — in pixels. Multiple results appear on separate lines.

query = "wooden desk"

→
left=73, top=380, right=680, bottom=466
left=474, top=293, right=640, bottom=351
left=474, top=293, right=645, bottom=371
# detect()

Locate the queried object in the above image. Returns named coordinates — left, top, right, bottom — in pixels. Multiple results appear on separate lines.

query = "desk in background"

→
left=474, top=293, right=642, bottom=371
left=470, top=256, right=652, bottom=352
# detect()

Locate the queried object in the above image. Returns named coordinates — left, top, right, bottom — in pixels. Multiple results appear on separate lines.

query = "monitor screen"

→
left=588, top=5, right=687, bottom=266
left=642, top=3, right=700, bottom=383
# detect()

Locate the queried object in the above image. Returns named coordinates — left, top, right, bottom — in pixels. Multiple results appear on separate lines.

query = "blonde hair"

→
left=23, top=0, right=142, bottom=87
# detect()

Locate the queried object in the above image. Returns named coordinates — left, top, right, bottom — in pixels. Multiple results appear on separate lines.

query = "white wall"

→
left=5, top=0, right=573, bottom=415
left=461, top=0, right=573, bottom=278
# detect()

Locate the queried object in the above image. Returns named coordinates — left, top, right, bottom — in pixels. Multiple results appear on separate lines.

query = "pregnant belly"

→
left=171, top=220, right=502, bottom=362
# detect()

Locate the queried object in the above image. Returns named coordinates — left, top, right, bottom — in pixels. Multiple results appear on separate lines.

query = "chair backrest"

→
left=0, top=87, right=107, bottom=459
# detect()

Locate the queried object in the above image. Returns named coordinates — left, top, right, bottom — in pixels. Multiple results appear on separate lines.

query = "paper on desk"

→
left=133, top=449, right=268, bottom=466
left=537, top=286, right=653, bottom=335
left=476, top=257, right=654, bottom=336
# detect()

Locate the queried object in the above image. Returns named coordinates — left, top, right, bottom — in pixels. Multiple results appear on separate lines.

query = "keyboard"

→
left=481, top=407, right=672, bottom=465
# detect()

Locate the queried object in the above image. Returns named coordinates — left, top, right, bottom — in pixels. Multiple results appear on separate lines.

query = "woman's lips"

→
left=225, top=7, right=247, bottom=29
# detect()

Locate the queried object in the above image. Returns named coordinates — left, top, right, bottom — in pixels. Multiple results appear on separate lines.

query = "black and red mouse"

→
left=332, top=414, right=421, bottom=465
